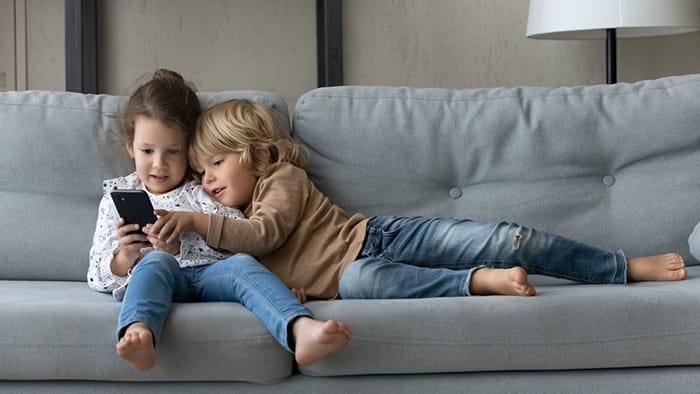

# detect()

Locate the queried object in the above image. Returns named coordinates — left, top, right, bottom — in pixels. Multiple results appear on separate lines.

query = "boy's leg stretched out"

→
left=445, top=254, right=685, bottom=297
left=467, top=254, right=685, bottom=297
left=339, top=216, right=686, bottom=299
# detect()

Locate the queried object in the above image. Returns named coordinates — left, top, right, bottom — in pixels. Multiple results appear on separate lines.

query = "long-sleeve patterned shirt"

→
left=87, top=172, right=243, bottom=299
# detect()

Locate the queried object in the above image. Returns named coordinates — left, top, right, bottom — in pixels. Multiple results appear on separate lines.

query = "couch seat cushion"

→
left=0, top=280, right=292, bottom=383
left=301, top=266, right=700, bottom=376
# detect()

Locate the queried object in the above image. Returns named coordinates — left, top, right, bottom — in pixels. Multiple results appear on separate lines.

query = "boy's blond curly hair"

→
left=190, top=99, right=307, bottom=177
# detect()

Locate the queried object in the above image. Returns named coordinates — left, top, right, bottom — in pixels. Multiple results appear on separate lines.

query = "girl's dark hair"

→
left=123, top=69, right=200, bottom=145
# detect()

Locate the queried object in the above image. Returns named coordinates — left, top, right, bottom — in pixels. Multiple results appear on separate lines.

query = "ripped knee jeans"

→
left=338, top=216, right=626, bottom=299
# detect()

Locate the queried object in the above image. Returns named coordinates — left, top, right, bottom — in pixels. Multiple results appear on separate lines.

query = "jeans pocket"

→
left=378, top=223, right=408, bottom=261
left=363, top=218, right=401, bottom=256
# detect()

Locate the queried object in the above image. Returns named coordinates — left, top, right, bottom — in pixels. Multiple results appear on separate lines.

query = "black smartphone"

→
left=110, top=189, right=158, bottom=235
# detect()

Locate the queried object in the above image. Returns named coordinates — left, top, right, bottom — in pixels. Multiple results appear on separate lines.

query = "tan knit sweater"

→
left=206, top=162, right=368, bottom=299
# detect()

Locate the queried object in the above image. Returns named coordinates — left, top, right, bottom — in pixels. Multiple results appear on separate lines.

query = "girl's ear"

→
left=126, top=142, right=135, bottom=158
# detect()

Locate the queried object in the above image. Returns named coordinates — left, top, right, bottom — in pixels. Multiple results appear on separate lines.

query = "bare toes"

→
left=294, top=319, right=351, bottom=366
left=628, top=253, right=688, bottom=282
left=116, top=324, right=156, bottom=370
left=672, top=267, right=688, bottom=280
left=510, top=267, right=536, bottom=296
left=672, top=254, right=685, bottom=269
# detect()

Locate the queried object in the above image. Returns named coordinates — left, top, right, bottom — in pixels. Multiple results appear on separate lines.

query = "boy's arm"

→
left=188, top=212, right=210, bottom=236
left=187, top=181, right=245, bottom=219
left=147, top=181, right=243, bottom=244
left=150, top=163, right=306, bottom=256
left=148, top=210, right=209, bottom=243
left=206, top=164, right=308, bottom=256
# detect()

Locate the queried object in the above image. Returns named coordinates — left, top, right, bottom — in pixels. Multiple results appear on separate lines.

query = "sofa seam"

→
left=0, top=101, right=119, bottom=117
left=297, top=78, right=700, bottom=104
left=349, top=329, right=700, bottom=348
left=1, top=335, right=276, bottom=348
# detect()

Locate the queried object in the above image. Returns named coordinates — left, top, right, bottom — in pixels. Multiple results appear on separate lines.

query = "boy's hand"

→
left=148, top=210, right=207, bottom=244
left=148, top=234, right=181, bottom=255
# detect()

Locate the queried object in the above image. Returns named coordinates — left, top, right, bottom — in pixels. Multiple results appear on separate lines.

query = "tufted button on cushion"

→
left=602, top=175, right=616, bottom=187
left=449, top=187, right=463, bottom=199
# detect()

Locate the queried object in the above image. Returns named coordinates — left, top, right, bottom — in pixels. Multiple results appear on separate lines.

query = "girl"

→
left=87, top=70, right=350, bottom=371
left=148, top=98, right=687, bottom=303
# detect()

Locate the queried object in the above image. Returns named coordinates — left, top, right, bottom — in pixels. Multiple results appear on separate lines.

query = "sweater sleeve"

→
left=206, top=163, right=308, bottom=256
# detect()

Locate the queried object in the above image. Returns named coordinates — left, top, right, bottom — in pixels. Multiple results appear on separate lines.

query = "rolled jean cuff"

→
left=284, top=311, right=314, bottom=353
left=614, top=249, right=628, bottom=285
left=463, top=265, right=487, bottom=296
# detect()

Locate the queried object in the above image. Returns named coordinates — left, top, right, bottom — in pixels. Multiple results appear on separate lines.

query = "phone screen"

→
left=110, top=189, right=157, bottom=230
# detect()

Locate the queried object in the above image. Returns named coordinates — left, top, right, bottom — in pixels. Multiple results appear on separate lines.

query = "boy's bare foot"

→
left=469, top=267, right=536, bottom=296
left=116, top=322, right=156, bottom=371
left=292, top=317, right=352, bottom=366
left=627, top=253, right=687, bottom=282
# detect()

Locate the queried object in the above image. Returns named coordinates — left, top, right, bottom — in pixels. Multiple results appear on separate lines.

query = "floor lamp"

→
left=526, top=0, right=700, bottom=84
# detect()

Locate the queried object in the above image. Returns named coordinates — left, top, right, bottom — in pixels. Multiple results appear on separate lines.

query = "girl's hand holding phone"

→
left=111, top=218, right=149, bottom=276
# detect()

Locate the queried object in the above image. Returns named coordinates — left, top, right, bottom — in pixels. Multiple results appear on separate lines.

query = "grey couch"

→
left=3, top=74, right=700, bottom=393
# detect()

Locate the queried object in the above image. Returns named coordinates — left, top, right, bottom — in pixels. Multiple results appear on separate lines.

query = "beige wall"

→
left=26, top=0, right=64, bottom=89
left=98, top=0, right=316, bottom=108
left=2, top=0, right=700, bottom=108
left=0, top=0, right=16, bottom=91
left=0, top=0, right=64, bottom=91
left=343, top=0, right=700, bottom=88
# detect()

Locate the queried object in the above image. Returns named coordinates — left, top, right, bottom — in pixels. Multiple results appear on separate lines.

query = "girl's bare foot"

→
left=116, top=322, right=156, bottom=371
left=292, top=317, right=352, bottom=366
left=627, top=253, right=687, bottom=282
left=469, top=267, right=536, bottom=296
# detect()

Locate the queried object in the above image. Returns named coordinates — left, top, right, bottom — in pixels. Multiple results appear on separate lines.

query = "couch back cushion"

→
left=293, top=74, right=700, bottom=265
left=0, top=90, right=288, bottom=281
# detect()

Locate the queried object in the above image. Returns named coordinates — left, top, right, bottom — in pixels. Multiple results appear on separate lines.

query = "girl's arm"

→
left=88, top=190, right=153, bottom=289
left=87, top=194, right=127, bottom=292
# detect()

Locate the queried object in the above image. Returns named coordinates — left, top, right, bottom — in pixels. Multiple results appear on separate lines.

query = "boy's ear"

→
left=256, top=146, right=271, bottom=163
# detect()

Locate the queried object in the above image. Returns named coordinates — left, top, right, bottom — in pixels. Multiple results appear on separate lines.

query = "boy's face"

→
left=196, top=152, right=258, bottom=208
left=127, top=115, right=188, bottom=195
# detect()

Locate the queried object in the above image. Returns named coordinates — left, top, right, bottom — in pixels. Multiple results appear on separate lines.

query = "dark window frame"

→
left=64, top=0, right=342, bottom=93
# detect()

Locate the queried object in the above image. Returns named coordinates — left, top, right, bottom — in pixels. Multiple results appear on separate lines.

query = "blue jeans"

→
left=117, top=251, right=311, bottom=352
left=339, top=216, right=627, bottom=299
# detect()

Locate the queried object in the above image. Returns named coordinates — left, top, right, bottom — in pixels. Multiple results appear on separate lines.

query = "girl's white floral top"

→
left=87, top=172, right=243, bottom=299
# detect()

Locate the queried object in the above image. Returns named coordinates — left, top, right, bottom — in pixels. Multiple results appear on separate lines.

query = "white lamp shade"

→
left=527, top=0, right=700, bottom=39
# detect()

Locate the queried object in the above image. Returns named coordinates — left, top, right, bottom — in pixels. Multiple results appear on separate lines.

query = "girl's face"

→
left=127, top=115, right=189, bottom=195
left=195, top=152, right=259, bottom=208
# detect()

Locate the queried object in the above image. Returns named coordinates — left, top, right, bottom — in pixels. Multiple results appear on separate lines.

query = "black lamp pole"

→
left=606, top=28, right=617, bottom=84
